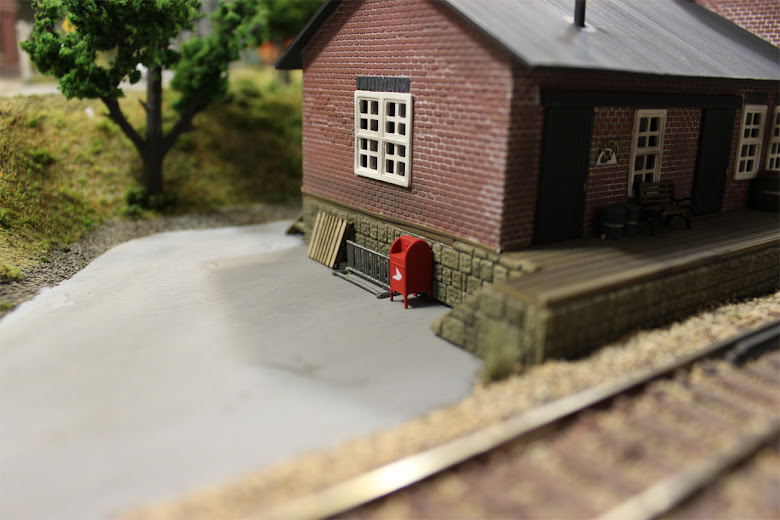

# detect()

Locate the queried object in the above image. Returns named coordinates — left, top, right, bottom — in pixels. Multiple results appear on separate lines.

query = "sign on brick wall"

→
left=595, top=138, right=620, bottom=165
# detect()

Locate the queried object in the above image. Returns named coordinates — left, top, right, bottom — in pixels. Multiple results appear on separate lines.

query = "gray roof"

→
left=277, top=0, right=779, bottom=81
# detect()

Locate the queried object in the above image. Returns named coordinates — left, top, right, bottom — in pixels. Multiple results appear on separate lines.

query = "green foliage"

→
left=0, top=263, right=22, bottom=282
left=0, top=95, right=127, bottom=269
left=124, top=186, right=147, bottom=207
left=20, top=0, right=201, bottom=100
left=26, top=113, right=45, bottom=128
left=259, top=0, right=324, bottom=41
left=26, top=147, right=57, bottom=168
left=0, top=208, right=11, bottom=229
left=0, top=67, right=302, bottom=271
left=171, top=0, right=267, bottom=113
left=124, top=186, right=179, bottom=212
left=95, top=118, right=118, bottom=136
left=481, top=342, right=520, bottom=383
left=19, top=0, right=270, bottom=195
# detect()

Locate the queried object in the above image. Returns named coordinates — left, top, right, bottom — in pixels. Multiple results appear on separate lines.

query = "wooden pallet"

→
left=308, top=212, right=348, bottom=268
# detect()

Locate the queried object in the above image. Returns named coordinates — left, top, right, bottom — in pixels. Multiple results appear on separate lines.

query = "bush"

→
left=26, top=147, right=56, bottom=168
left=125, top=186, right=148, bottom=207
left=481, top=342, right=519, bottom=383
left=0, top=263, right=22, bottom=282
left=123, top=204, right=143, bottom=219
left=0, top=208, right=12, bottom=229
left=124, top=186, right=180, bottom=213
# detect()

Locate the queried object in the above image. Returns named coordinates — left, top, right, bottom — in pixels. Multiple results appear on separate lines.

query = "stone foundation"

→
left=305, top=196, right=778, bottom=376
left=432, top=245, right=780, bottom=369
left=302, top=195, right=537, bottom=307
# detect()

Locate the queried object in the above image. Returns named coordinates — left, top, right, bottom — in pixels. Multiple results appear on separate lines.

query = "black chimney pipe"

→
left=574, top=0, right=586, bottom=28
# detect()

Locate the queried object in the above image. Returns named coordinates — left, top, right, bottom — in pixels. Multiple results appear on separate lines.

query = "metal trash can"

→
left=389, top=236, right=432, bottom=309
left=752, top=170, right=780, bottom=212
left=598, top=205, right=627, bottom=240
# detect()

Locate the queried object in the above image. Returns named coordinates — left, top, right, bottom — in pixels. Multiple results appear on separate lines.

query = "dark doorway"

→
left=692, top=108, right=736, bottom=214
left=534, top=107, right=594, bottom=243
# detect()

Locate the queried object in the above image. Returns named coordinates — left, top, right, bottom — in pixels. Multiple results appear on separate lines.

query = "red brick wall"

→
left=585, top=107, right=635, bottom=235
left=500, top=67, right=542, bottom=250
left=301, top=0, right=514, bottom=250
left=584, top=108, right=703, bottom=235
left=500, top=67, right=779, bottom=245
left=0, top=0, right=20, bottom=76
left=696, top=0, right=780, bottom=46
left=661, top=108, right=702, bottom=200
left=301, top=0, right=778, bottom=250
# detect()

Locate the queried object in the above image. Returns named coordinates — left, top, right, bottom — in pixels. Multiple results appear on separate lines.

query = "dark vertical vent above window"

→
left=357, top=76, right=411, bottom=93
left=744, top=92, right=769, bottom=105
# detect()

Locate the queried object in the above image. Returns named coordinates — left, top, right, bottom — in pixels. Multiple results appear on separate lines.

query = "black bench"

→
left=634, top=180, right=692, bottom=235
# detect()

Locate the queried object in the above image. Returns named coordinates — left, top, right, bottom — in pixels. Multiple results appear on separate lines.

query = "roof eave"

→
left=275, top=0, right=342, bottom=70
left=533, top=64, right=780, bottom=83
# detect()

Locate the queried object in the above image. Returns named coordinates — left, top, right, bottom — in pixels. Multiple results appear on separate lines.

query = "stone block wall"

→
left=303, top=196, right=537, bottom=307
left=433, top=244, right=779, bottom=369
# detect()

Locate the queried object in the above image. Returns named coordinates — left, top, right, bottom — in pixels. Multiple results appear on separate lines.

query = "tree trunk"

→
left=144, top=66, right=165, bottom=195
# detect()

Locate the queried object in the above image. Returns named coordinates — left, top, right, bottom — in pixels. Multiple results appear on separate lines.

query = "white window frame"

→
left=735, top=104, right=767, bottom=179
left=765, top=106, right=780, bottom=172
left=628, top=109, right=666, bottom=197
left=354, top=90, right=413, bottom=187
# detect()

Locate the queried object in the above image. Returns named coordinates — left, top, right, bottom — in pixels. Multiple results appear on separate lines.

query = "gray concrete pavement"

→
left=0, top=70, right=173, bottom=97
left=0, top=78, right=61, bottom=97
left=0, top=220, right=481, bottom=520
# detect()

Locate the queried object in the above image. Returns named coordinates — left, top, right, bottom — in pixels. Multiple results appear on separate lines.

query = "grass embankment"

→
left=0, top=67, right=302, bottom=281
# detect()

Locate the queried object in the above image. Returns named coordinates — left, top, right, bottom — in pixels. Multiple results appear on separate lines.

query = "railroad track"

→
left=260, top=321, right=780, bottom=520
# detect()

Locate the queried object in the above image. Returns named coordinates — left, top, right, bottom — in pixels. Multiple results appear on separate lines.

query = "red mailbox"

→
left=389, top=236, right=433, bottom=309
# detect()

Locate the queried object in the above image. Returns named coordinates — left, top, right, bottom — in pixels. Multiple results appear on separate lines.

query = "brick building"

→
left=696, top=0, right=780, bottom=47
left=0, top=0, right=20, bottom=76
left=278, top=0, right=779, bottom=307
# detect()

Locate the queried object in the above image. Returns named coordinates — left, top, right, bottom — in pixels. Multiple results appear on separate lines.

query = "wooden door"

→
left=692, top=108, right=736, bottom=214
left=533, top=107, right=594, bottom=244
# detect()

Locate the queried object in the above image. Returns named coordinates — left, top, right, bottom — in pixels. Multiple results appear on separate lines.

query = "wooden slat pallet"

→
left=308, top=212, right=348, bottom=268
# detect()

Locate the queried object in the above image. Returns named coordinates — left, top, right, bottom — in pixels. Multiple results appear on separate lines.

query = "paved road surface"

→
left=0, top=220, right=481, bottom=520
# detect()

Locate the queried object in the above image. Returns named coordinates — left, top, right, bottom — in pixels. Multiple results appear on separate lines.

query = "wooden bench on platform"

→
left=635, top=180, right=692, bottom=235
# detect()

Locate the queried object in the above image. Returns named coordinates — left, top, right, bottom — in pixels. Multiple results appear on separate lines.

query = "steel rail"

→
left=595, top=418, right=780, bottom=520
left=255, top=320, right=780, bottom=520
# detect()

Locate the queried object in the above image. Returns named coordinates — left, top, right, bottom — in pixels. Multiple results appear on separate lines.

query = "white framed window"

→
left=765, top=106, right=780, bottom=171
left=735, top=104, right=767, bottom=179
left=628, top=109, right=666, bottom=196
left=354, top=90, right=412, bottom=187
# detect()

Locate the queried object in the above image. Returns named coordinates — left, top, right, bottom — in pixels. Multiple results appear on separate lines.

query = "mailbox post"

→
left=389, top=236, right=433, bottom=309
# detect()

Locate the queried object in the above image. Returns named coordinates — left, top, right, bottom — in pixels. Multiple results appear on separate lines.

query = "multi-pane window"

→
left=735, top=104, right=767, bottom=179
left=628, top=110, right=666, bottom=196
left=765, top=106, right=780, bottom=171
left=355, top=90, right=412, bottom=187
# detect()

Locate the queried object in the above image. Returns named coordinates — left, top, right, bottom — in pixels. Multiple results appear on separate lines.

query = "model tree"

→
left=259, top=0, right=323, bottom=83
left=260, top=0, right=322, bottom=41
left=20, top=0, right=267, bottom=199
